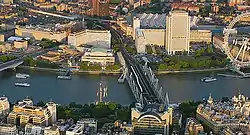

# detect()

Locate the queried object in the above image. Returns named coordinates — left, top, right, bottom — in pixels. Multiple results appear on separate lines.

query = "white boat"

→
left=57, top=75, right=71, bottom=80
left=16, top=73, right=30, bottom=79
left=201, top=77, right=217, bottom=82
left=15, top=83, right=30, bottom=87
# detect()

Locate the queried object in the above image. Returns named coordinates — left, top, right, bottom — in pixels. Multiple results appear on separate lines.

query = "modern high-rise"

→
left=166, top=10, right=190, bottom=55
left=131, top=104, right=173, bottom=135
left=0, top=96, right=10, bottom=116
left=92, top=0, right=109, bottom=16
left=92, top=0, right=99, bottom=16
left=133, top=17, right=140, bottom=40
left=46, top=102, right=57, bottom=124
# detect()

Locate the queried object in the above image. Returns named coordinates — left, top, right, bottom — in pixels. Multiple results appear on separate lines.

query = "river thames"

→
left=0, top=69, right=250, bottom=105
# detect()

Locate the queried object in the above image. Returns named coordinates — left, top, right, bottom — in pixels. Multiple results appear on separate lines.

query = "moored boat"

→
left=15, top=82, right=30, bottom=87
left=57, top=75, right=71, bottom=80
left=16, top=73, right=30, bottom=79
left=201, top=77, right=217, bottom=82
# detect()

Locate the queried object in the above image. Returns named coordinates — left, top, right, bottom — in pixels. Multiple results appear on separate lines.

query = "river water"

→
left=0, top=69, right=250, bottom=105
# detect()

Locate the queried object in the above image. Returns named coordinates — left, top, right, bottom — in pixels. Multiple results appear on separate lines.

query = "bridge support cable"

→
left=142, top=62, right=164, bottom=103
left=125, top=69, right=144, bottom=106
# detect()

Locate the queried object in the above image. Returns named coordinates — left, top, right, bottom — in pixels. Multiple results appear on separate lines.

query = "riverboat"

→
left=16, top=73, right=30, bottom=79
left=201, top=77, right=217, bottom=82
left=57, top=75, right=72, bottom=80
left=15, top=83, right=30, bottom=87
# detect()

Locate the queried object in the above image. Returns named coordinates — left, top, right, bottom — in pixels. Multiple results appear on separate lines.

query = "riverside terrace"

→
left=196, top=91, right=250, bottom=134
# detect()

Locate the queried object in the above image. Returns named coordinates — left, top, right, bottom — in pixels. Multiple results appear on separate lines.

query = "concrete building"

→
left=68, top=30, right=111, bottom=49
left=184, top=118, right=205, bottom=135
left=0, top=96, right=10, bottom=116
left=190, top=30, right=212, bottom=43
left=66, top=124, right=83, bottom=135
left=24, top=124, right=43, bottom=135
left=133, top=17, right=141, bottom=40
left=221, top=126, right=250, bottom=135
left=135, top=29, right=165, bottom=53
left=44, top=126, right=60, bottom=135
left=133, top=12, right=209, bottom=54
left=7, top=98, right=55, bottom=127
left=0, top=28, right=15, bottom=42
left=166, top=10, right=190, bottom=55
left=0, top=123, right=18, bottom=135
left=196, top=92, right=250, bottom=134
left=92, top=0, right=110, bottom=16
left=116, top=18, right=133, bottom=37
left=76, top=118, right=98, bottom=134
left=0, top=0, right=13, bottom=4
left=13, top=40, right=28, bottom=49
left=46, top=102, right=57, bottom=125
left=131, top=104, right=173, bottom=135
left=15, top=25, right=67, bottom=42
left=228, top=0, right=242, bottom=6
left=82, top=47, right=115, bottom=65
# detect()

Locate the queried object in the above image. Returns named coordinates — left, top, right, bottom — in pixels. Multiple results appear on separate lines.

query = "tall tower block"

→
left=46, top=102, right=57, bottom=124
left=166, top=10, right=190, bottom=55
left=133, top=17, right=140, bottom=40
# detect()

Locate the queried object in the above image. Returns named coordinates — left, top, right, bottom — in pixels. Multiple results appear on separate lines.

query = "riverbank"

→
left=155, top=67, right=228, bottom=75
left=18, top=66, right=122, bottom=75
left=18, top=66, right=228, bottom=75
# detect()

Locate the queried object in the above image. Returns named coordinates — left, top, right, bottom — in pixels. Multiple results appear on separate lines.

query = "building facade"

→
left=0, top=123, right=17, bottom=135
left=81, top=47, right=115, bottom=65
left=196, top=92, right=250, bottom=134
left=76, top=118, right=98, bottom=134
left=15, top=25, right=67, bottom=42
left=7, top=98, right=55, bottom=127
left=66, top=124, right=83, bottom=135
left=190, top=30, right=212, bottom=43
left=46, top=102, right=57, bottom=125
left=166, top=10, right=190, bottom=55
left=24, top=123, right=43, bottom=135
left=13, top=40, right=28, bottom=49
left=131, top=104, right=173, bottom=135
left=68, top=30, right=111, bottom=49
left=184, top=118, right=205, bottom=135
left=0, top=96, right=10, bottom=116
left=44, top=126, right=60, bottom=135
left=0, top=0, right=13, bottom=4
left=133, top=12, right=209, bottom=54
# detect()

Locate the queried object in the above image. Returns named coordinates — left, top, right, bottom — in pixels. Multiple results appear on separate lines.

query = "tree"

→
left=108, top=102, right=117, bottom=111
left=37, top=101, right=45, bottom=107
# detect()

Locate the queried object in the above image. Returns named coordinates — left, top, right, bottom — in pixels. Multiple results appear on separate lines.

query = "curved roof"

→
left=138, top=111, right=162, bottom=123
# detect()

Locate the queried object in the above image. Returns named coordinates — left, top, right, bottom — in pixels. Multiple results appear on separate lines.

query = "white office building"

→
left=68, top=30, right=111, bottom=49
left=46, top=102, right=57, bottom=124
left=166, top=10, right=190, bottom=55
